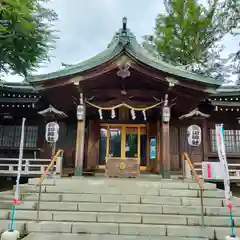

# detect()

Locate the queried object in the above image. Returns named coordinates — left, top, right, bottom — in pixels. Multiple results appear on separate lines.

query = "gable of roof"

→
left=27, top=18, right=221, bottom=87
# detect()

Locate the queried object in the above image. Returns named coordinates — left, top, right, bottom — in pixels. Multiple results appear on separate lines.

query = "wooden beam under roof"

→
left=86, top=99, right=163, bottom=108
left=86, top=89, right=163, bottom=98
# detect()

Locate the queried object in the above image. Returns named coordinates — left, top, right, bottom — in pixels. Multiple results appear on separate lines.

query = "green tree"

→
left=232, top=22, right=240, bottom=82
left=143, top=0, right=239, bottom=82
left=0, top=0, right=57, bottom=77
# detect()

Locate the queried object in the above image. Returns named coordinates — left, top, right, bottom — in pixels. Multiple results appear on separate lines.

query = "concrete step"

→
left=1, top=202, right=239, bottom=217
left=1, top=200, right=239, bottom=216
left=27, top=178, right=217, bottom=190
left=0, top=210, right=239, bottom=227
left=22, top=232, right=209, bottom=240
left=2, top=220, right=236, bottom=240
left=19, top=196, right=225, bottom=206
left=0, top=202, right=240, bottom=217
left=1, top=178, right=239, bottom=240
left=18, top=189, right=225, bottom=199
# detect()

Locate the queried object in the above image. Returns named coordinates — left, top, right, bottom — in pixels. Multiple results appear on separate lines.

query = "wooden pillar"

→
left=161, top=94, right=171, bottom=179
left=202, top=119, right=209, bottom=161
left=161, top=122, right=170, bottom=178
left=74, top=92, right=85, bottom=176
left=146, top=123, right=150, bottom=171
left=156, top=120, right=161, bottom=173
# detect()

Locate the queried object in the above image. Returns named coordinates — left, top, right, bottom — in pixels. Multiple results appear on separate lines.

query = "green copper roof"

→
left=27, top=18, right=222, bottom=86
left=1, top=81, right=36, bottom=92
left=212, top=85, right=240, bottom=96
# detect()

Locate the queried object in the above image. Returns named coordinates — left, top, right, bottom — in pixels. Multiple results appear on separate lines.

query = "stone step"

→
left=1, top=210, right=239, bottom=227
left=0, top=201, right=36, bottom=210
left=1, top=202, right=238, bottom=216
left=1, top=200, right=238, bottom=216
left=22, top=232, right=209, bottom=240
left=19, top=195, right=225, bottom=206
left=26, top=178, right=217, bottom=190
left=18, top=189, right=224, bottom=199
left=7, top=221, right=236, bottom=239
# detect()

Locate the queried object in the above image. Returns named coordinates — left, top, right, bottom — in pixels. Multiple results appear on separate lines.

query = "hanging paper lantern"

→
left=142, top=110, right=147, bottom=121
left=98, top=109, right=103, bottom=120
left=111, top=109, right=116, bottom=119
left=131, top=109, right=136, bottom=120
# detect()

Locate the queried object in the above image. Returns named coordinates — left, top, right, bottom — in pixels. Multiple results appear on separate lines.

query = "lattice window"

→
left=13, top=126, right=21, bottom=148
left=25, top=126, right=38, bottom=148
left=235, top=130, right=240, bottom=152
left=210, top=129, right=240, bottom=153
left=210, top=129, right=217, bottom=153
left=0, top=125, right=38, bottom=148
left=2, top=126, right=14, bottom=147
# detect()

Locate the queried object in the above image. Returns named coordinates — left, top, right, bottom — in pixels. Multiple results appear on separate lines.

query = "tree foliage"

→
left=143, top=0, right=239, bottom=82
left=0, top=0, right=57, bottom=77
left=230, top=24, right=240, bottom=83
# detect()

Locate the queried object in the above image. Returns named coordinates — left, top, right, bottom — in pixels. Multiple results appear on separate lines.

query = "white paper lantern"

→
left=111, top=109, right=116, bottom=119
left=187, top=125, right=201, bottom=146
left=130, top=109, right=136, bottom=120
left=142, top=110, right=147, bottom=121
left=98, top=109, right=103, bottom=120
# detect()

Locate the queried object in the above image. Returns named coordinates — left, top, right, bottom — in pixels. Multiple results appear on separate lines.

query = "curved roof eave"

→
left=27, top=42, right=123, bottom=84
left=211, top=85, right=240, bottom=96
left=1, top=81, right=36, bottom=92
left=125, top=44, right=221, bottom=87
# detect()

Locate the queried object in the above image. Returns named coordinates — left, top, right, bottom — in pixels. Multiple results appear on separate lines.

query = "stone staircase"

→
left=0, top=177, right=239, bottom=240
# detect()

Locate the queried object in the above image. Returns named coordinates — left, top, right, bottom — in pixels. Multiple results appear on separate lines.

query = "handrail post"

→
left=25, top=159, right=29, bottom=173
left=183, top=152, right=205, bottom=227
left=182, top=154, right=185, bottom=178
left=36, top=184, right=42, bottom=222
left=200, top=188, right=204, bottom=227
left=36, top=149, right=63, bottom=223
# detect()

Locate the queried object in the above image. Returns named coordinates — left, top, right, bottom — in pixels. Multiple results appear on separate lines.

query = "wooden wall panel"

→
left=86, top=120, right=100, bottom=169
left=57, top=122, right=76, bottom=168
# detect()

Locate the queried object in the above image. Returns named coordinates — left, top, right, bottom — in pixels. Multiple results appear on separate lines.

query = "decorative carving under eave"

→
left=117, top=63, right=131, bottom=79
left=179, top=108, right=210, bottom=120
left=165, top=77, right=179, bottom=87
left=38, top=105, right=68, bottom=119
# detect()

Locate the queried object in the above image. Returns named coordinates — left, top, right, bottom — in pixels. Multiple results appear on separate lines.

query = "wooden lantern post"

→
left=161, top=94, right=171, bottom=179
left=74, top=88, right=85, bottom=176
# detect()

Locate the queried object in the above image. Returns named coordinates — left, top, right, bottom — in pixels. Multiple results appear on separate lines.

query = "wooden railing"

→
left=191, top=162, right=240, bottom=181
left=36, top=149, right=64, bottom=222
left=0, top=157, right=62, bottom=176
left=183, top=152, right=204, bottom=227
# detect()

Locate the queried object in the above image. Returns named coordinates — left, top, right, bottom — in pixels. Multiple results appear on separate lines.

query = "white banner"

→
left=215, top=124, right=231, bottom=202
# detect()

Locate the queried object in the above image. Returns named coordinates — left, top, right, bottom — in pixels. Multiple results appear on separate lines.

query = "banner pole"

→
left=216, top=124, right=236, bottom=238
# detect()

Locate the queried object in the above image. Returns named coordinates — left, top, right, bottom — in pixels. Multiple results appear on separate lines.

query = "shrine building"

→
left=1, top=18, right=240, bottom=178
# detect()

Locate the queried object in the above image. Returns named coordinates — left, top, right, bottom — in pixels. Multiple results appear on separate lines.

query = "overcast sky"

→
left=5, top=0, right=239, bottom=82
